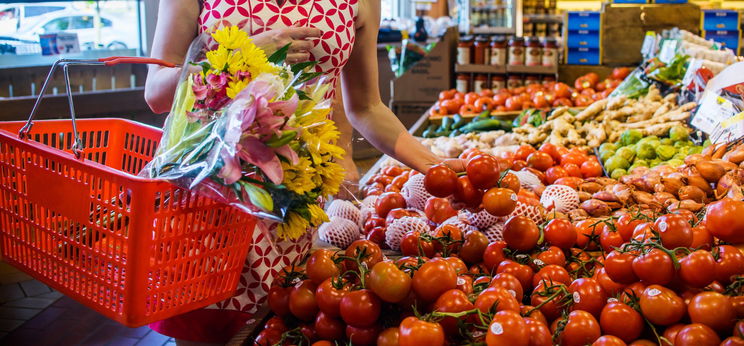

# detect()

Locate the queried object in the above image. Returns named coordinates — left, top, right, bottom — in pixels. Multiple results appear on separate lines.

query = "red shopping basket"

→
left=0, top=57, right=256, bottom=327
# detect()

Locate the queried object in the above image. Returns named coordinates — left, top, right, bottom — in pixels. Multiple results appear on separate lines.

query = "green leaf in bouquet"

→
left=165, top=78, right=197, bottom=151
left=266, top=130, right=298, bottom=148
left=291, top=61, right=318, bottom=75
left=296, top=89, right=311, bottom=101
left=293, top=71, right=323, bottom=86
left=240, top=182, right=274, bottom=213
left=268, top=44, right=291, bottom=65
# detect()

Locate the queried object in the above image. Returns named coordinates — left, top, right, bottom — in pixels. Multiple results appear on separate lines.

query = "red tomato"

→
left=600, top=301, right=643, bottom=342
left=594, top=267, right=626, bottom=296
left=558, top=310, right=601, bottom=346
left=640, top=285, right=685, bottom=326
left=503, top=216, right=540, bottom=251
left=560, top=153, right=586, bottom=167
left=424, top=165, right=458, bottom=198
left=486, top=310, right=529, bottom=346
left=544, top=219, right=577, bottom=250
left=553, top=97, right=573, bottom=107
left=440, top=99, right=462, bottom=114
left=476, top=286, right=521, bottom=314
left=475, top=97, right=495, bottom=111
left=255, top=328, right=283, bottom=346
left=499, top=172, right=521, bottom=194
left=553, top=82, right=572, bottom=98
left=439, top=89, right=456, bottom=101
left=433, top=289, right=474, bottom=335
left=690, top=225, right=713, bottom=250
left=545, top=166, right=568, bottom=184
left=377, top=328, right=400, bottom=346
left=346, top=325, right=381, bottom=346
left=490, top=273, right=524, bottom=301
left=569, top=278, right=607, bottom=318
left=678, top=250, right=716, bottom=288
left=497, top=260, right=534, bottom=292
left=593, top=335, right=628, bottom=346
left=453, top=176, right=484, bottom=208
left=268, top=285, right=292, bottom=317
left=314, top=311, right=346, bottom=340
left=424, top=197, right=457, bottom=224
left=289, top=280, right=319, bottom=321
left=345, top=240, right=383, bottom=271
left=654, top=214, right=693, bottom=249
left=675, top=324, right=721, bottom=346
left=467, top=155, right=501, bottom=189
left=483, top=187, right=518, bottom=217
left=316, top=277, right=349, bottom=317
left=514, top=145, right=537, bottom=161
left=464, top=92, right=479, bottom=105
left=400, top=231, right=435, bottom=257
left=483, top=241, right=508, bottom=272
left=615, top=213, right=644, bottom=242
left=632, top=248, right=675, bottom=285
left=553, top=177, right=584, bottom=189
left=705, top=198, right=744, bottom=243
left=599, top=227, right=624, bottom=253
left=721, top=337, right=744, bottom=346
left=535, top=246, right=568, bottom=267
left=532, top=93, right=549, bottom=108
left=525, top=317, right=552, bottom=346
left=493, top=92, right=510, bottom=106
left=611, top=67, right=631, bottom=80
left=375, top=192, right=406, bottom=218
left=527, top=152, right=554, bottom=171
left=398, top=317, right=445, bottom=346
left=339, top=289, right=381, bottom=327
left=533, top=264, right=572, bottom=287
left=575, top=219, right=602, bottom=250
left=505, top=96, right=523, bottom=111
left=412, top=258, right=457, bottom=302
left=368, top=261, right=411, bottom=303
left=561, top=163, right=582, bottom=178
left=580, top=160, right=603, bottom=178
left=306, top=249, right=341, bottom=285
left=688, top=291, right=736, bottom=332
left=460, top=230, right=489, bottom=265
left=714, top=245, right=744, bottom=284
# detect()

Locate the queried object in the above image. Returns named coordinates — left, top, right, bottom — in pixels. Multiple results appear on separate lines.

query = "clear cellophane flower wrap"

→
left=143, top=26, right=346, bottom=242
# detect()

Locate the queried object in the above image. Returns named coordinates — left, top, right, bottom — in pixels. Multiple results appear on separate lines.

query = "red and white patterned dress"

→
left=149, top=0, right=358, bottom=342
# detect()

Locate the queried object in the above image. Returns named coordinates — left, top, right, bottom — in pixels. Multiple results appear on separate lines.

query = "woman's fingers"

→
left=286, top=27, right=322, bottom=40
left=286, top=52, right=311, bottom=64
left=289, top=39, right=314, bottom=53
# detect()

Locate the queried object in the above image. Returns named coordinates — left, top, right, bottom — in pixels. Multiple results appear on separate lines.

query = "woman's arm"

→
left=331, top=84, right=361, bottom=198
left=340, top=1, right=459, bottom=173
left=144, top=0, right=200, bottom=114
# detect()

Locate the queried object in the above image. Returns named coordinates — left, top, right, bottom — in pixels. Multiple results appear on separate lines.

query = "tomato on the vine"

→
left=345, top=240, right=383, bottom=271
left=714, top=245, right=744, bottom=284
left=503, top=216, right=540, bottom=251
left=485, top=310, right=529, bottom=346
left=497, top=260, right=534, bottom=291
left=599, top=301, right=644, bottom=343
left=460, top=230, right=489, bottom=264
left=690, top=225, right=713, bottom=250
left=678, top=250, right=716, bottom=288
left=632, top=248, right=675, bottom=285
left=654, top=214, right=693, bottom=249
left=593, top=267, right=625, bottom=296
left=674, top=323, right=721, bottom=346
left=424, top=197, right=457, bottom=224
left=433, top=289, right=475, bottom=335
left=533, top=264, right=572, bottom=288
left=306, top=249, right=341, bottom=285
left=705, top=198, right=744, bottom=244
left=483, top=187, right=518, bottom=217
left=346, top=324, right=382, bottom=346
left=316, top=277, right=349, bottom=317
left=476, top=286, right=521, bottom=314
left=268, top=285, right=292, bottom=317
left=604, top=250, right=638, bottom=284
left=398, top=317, right=445, bottom=346
left=531, top=282, right=567, bottom=322
left=289, top=280, right=319, bottom=322
left=639, top=285, right=685, bottom=326
left=688, top=291, right=736, bottom=332
left=453, top=176, right=484, bottom=208
left=544, top=219, right=577, bottom=250
left=569, top=278, right=607, bottom=318
left=368, top=261, right=411, bottom=303
left=467, top=155, right=501, bottom=189
left=534, top=246, right=568, bottom=268
left=339, top=289, right=381, bottom=327
left=424, top=165, right=458, bottom=198
left=375, top=192, right=406, bottom=218
left=557, top=310, right=601, bottom=346
left=314, top=311, right=345, bottom=340
left=575, top=219, right=602, bottom=250
left=593, top=335, right=628, bottom=346
left=599, top=226, right=624, bottom=253
left=483, top=241, right=508, bottom=271
left=524, top=317, right=552, bottom=346
left=377, top=327, right=400, bottom=346
left=412, top=258, right=457, bottom=302
left=489, top=273, right=524, bottom=301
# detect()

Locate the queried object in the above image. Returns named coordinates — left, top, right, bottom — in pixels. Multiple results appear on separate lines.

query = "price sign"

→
left=39, top=33, right=80, bottom=56
left=690, top=62, right=744, bottom=144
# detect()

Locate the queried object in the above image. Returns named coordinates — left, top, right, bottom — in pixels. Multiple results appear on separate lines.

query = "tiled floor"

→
left=0, top=262, right=175, bottom=346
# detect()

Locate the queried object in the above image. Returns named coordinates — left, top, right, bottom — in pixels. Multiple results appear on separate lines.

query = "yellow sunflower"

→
left=276, top=212, right=309, bottom=240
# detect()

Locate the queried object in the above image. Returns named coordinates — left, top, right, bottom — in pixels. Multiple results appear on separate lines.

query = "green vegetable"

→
left=652, top=54, right=690, bottom=85
left=600, top=150, right=616, bottom=163
left=636, top=143, right=656, bottom=160
left=667, top=159, right=684, bottom=167
left=660, top=138, right=673, bottom=146
left=649, top=159, right=662, bottom=167
left=476, top=110, right=490, bottom=120
left=441, top=117, right=454, bottom=131
left=616, top=147, right=636, bottom=163
left=460, top=119, right=502, bottom=133
left=422, top=124, right=437, bottom=138
left=655, top=145, right=677, bottom=161
left=620, top=129, right=643, bottom=146
left=527, top=110, right=546, bottom=127
left=689, top=146, right=703, bottom=154
left=634, top=159, right=649, bottom=167
left=703, top=139, right=712, bottom=148
left=452, top=114, right=467, bottom=129
left=450, top=129, right=461, bottom=137
left=611, top=169, right=628, bottom=180
left=605, top=156, right=630, bottom=173
left=599, top=143, right=618, bottom=155
left=669, top=125, right=690, bottom=142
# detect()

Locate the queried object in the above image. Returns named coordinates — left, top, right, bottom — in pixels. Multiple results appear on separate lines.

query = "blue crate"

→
left=566, top=47, right=601, bottom=65
left=703, top=10, right=740, bottom=31
left=566, top=30, right=601, bottom=48
left=567, top=12, right=601, bottom=31
left=704, top=30, right=741, bottom=52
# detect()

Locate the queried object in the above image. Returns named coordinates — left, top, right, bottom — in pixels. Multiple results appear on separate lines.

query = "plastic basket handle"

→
left=18, top=57, right=180, bottom=158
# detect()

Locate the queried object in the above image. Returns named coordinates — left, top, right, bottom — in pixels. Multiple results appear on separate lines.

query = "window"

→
left=70, top=16, right=94, bottom=29
left=42, top=17, right=70, bottom=32
left=24, top=6, right=65, bottom=18
left=101, top=18, right=113, bottom=27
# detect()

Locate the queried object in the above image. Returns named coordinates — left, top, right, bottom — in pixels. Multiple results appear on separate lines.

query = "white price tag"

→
left=39, top=33, right=80, bottom=56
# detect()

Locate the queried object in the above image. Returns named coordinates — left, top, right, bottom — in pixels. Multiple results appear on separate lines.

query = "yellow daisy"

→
left=206, top=46, right=230, bottom=71
left=212, top=26, right=251, bottom=51
left=226, top=78, right=249, bottom=99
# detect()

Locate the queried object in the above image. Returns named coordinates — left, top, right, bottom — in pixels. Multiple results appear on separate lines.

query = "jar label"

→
left=509, top=47, right=524, bottom=65
left=573, top=292, right=581, bottom=303
left=456, top=79, right=469, bottom=94
left=526, top=47, right=542, bottom=66
left=542, top=48, right=557, bottom=66
left=491, top=48, right=507, bottom=66
left=457, top=47, right=471, bottom=65
left=457, top=277, right=466, bottom=286
left=474, top=80, right=485, bottom=93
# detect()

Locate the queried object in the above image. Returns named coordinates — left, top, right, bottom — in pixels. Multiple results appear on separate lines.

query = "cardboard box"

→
left=390, top=27, right=456, bottom=104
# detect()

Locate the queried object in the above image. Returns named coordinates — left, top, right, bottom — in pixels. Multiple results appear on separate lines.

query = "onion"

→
left=711, top=159, right=738, bottom=172
left=632, top=191, right=657, bottom=205
left=687, top=173, right=714, bottom=195
left=663, top=198, right=680, bottom=209
left=668, top=199, right=704, bottom=212
left=578, top=182, right=603, bottom=194
left=695, top=161, right=726, bottom=183
left=713, top=143, right=728, bottom=159
left=580, top=199, right=612, bottom=216
left=684, top=154, right=706, bottom=166
left=701, top=145, right=715, bottom=157
left=715, top=172, right=742, bottom=199
left=660, top=173, right=686, bottom=195
left=727, top=184, right=744, bottom=200
left=678, top=186, right=706, bottom=203
left=653, top=192, right=676, bottom=204
left=578, top=191, right=593, bottom=202
left=593, top=191, right=620, bottom=203
left=723, top=145, right=744, bottom=164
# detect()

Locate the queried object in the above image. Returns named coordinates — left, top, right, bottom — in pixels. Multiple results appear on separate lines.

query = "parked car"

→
left=13, top=10, right=139, bottom=51
left=0, top=2, right=69, bottom=33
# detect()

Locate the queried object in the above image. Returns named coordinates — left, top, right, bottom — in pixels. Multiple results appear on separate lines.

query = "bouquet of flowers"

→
left=143, top=26, right=345, bottom=240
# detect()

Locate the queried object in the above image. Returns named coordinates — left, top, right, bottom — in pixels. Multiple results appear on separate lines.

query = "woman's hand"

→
left=251, top=26, right=321, bottom=63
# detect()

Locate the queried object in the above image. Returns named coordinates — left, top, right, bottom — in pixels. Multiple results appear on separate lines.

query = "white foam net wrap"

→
left=326, top=199, right=362, bottom=227
left=401, top=174, right=432, bottom=211
left=512, top=170, right=544, bottom=190
left=462, top=209, right=502, bottom=230
left=385, top=216, right=429, bottom=251
left=507, top=200, right=545, bottom=225
left=318, top=217, right=361, bottom=249
left=439, top=215, right=479, bottom=234
left=483, top=223, right=506, bottom=242
left=540, top=185, right=580, bottom=214
left=361, top=195, right=379, bottom=210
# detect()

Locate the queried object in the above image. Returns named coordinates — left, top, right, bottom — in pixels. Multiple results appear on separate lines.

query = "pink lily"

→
left=238, top=136, right=283, bottom=184
left=269, top=92, right=299, bottom=118
left=217, top=146, right=243, bottom=184
left=192, top=74, right=208, bottom=101
left=275, top=144, right=299, bottom=165
left=206, top=72, right=229, bottom=89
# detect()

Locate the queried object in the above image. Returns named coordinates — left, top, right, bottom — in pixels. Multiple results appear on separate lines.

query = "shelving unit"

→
left=455, top=64, right=559, bottom=74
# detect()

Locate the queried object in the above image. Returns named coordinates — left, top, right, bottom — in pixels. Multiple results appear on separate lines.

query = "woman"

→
left=145, top=0, right=460, bottom=343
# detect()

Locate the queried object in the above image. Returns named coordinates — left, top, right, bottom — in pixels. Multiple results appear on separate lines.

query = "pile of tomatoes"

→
left=431, top=68, right=631, bottom=116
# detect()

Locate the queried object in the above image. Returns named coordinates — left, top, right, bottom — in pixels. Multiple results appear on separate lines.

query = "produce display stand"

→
left=0, top=57, right=257, bottom=327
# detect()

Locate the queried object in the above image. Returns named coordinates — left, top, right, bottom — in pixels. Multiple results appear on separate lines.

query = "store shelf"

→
left=523, top=14, right=564, bottom=23
left=472, top=26, right=518, bottom=35
left=455, top=64, right=559, bottom=75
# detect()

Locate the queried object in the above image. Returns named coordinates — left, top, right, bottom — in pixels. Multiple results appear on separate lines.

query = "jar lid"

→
left=528, top=36, right=541, bottom=44
left=460, top=35, right=474, bottom=42
left=476, top=35, right=490, bottom=43
left=491, top=35, right=506, bottom=43
left=509, top=37, right=525, bottom=43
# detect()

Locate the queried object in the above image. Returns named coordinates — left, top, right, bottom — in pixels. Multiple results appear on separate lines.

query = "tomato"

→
left=441, top=99, right=463, bottom=114
left=553, top=97, right=573, bottom=107
left=375, top=192, right=406, bottom=218
left=592, top=335, right=627, bottom=346
left=569, top=278, right=607, bottom=318
left=620, top=282, right=646, bottom=304
left=483, top=241, right=508, bottom=272
left=439, top=89, right=456, bottom=101
left=600, top=301, right=643, bottom=343
left=544, top=219, right=577, bottom=250
left=485, top=310, right=529, bottom=346
left=545, top=166, right=568, bottom=185
left=731, top=296, right=744, bottom=319
left=316, top=277, right=349, bottom=317
left=553, top=82, right=572, bottom=98
left=559, top=153, right=585, bottom=167
left=453, top=176, right=484, bottom=208
left=503, top=216, right=540, bottom=251
left=377, top=327, right=400, bottom=346
left=346, top=325, right=381, bottom=346
left=400, top=231, right=435, bottom=257
left=527, top=152, right=554, bottom=171
left=705, top=198, right=744, bottom=243
left=483, top=187, right=518, bottom=217
left=457, top=275, right=474, bottom=295
left=314, top=311, right=345, bottom=340
left=690, top=225, right=713, bottom=250
left=399, top=316, right=445, bottom=346
left=714, top=245, right=744, bottom=284
left=560, top=163, right=581, bottom=179
left=737, top=320, right=744, bottom=337
left=574, top=76, right=594, bottom=90
left=412, top=258, right=457, bottom=302
left=594, top=267, right=625, bottom=296
left=498, top=172, right=521, bottom=194
left=345, top=240, right=383, bottom=271
left=661, top=324, right=686, bottom=346
left=678, top=250, right=716, bottom=288
left=615, top=214, right=644, bottom=242
left=467, top=155, right=501, bottom=189
left=366, top=226, right=386, bottom=246
left=721, top=337, right=744, bottom=346
left=558, top=310, right=601, bottom=346
left=306, top=250, right=341, bottom=285
left=424, top=165, right=458, bottom=198
left=268, top=285, right=292, bottom=317
left=433, top=289, right=474, bottom=335
left=368, top=261, right=411, bottom=303
left=364, top=216, right=386, bottom=234
left=533, top=264, right=572, bottom=287
left=599, top=227, right=624, bottom=253
left=574, top=95, right=593, bottom=107
left=535, top=246, right=567, bottom=267
left=475, top=286, right=520, bottom=315
left=675, top=324, right=721, bottom=346
left=391, top=174, right=409, bottom=190
left=580, top=160, right=603, bottom=178
left=611, top=67, right=631, bottom=80
left=688, top=291, right=735, bottom=332
left=639, top=285, right=685, bottom=326
left=531, top=282, right=568, bottom=322
left=654, top=214, right=693, bottom=249
left=490, top=273, right=524, bottom=301
left=255, top=328, right=283, bottom=346
left=475, top=97, right=495, bottom=111
left=575, top=219, right=602, bottom=250
left=460, top=230, right=489, bottom=264
left=443, top=256, right=467, bottom=275
left=514, top=145, right=537, bottom=161
left=264, top=316, right=287, bottom=332
left=629, top=340, right=657, bottom=346
left=424, top=197, right=457, bottom=224
left=525, top=317, right=552, bottom=346
left=632, top=249, right=674, bottom=285
left=339, top=289, right=381, bottom=327
left=290, top=280, right=319, bottom=321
